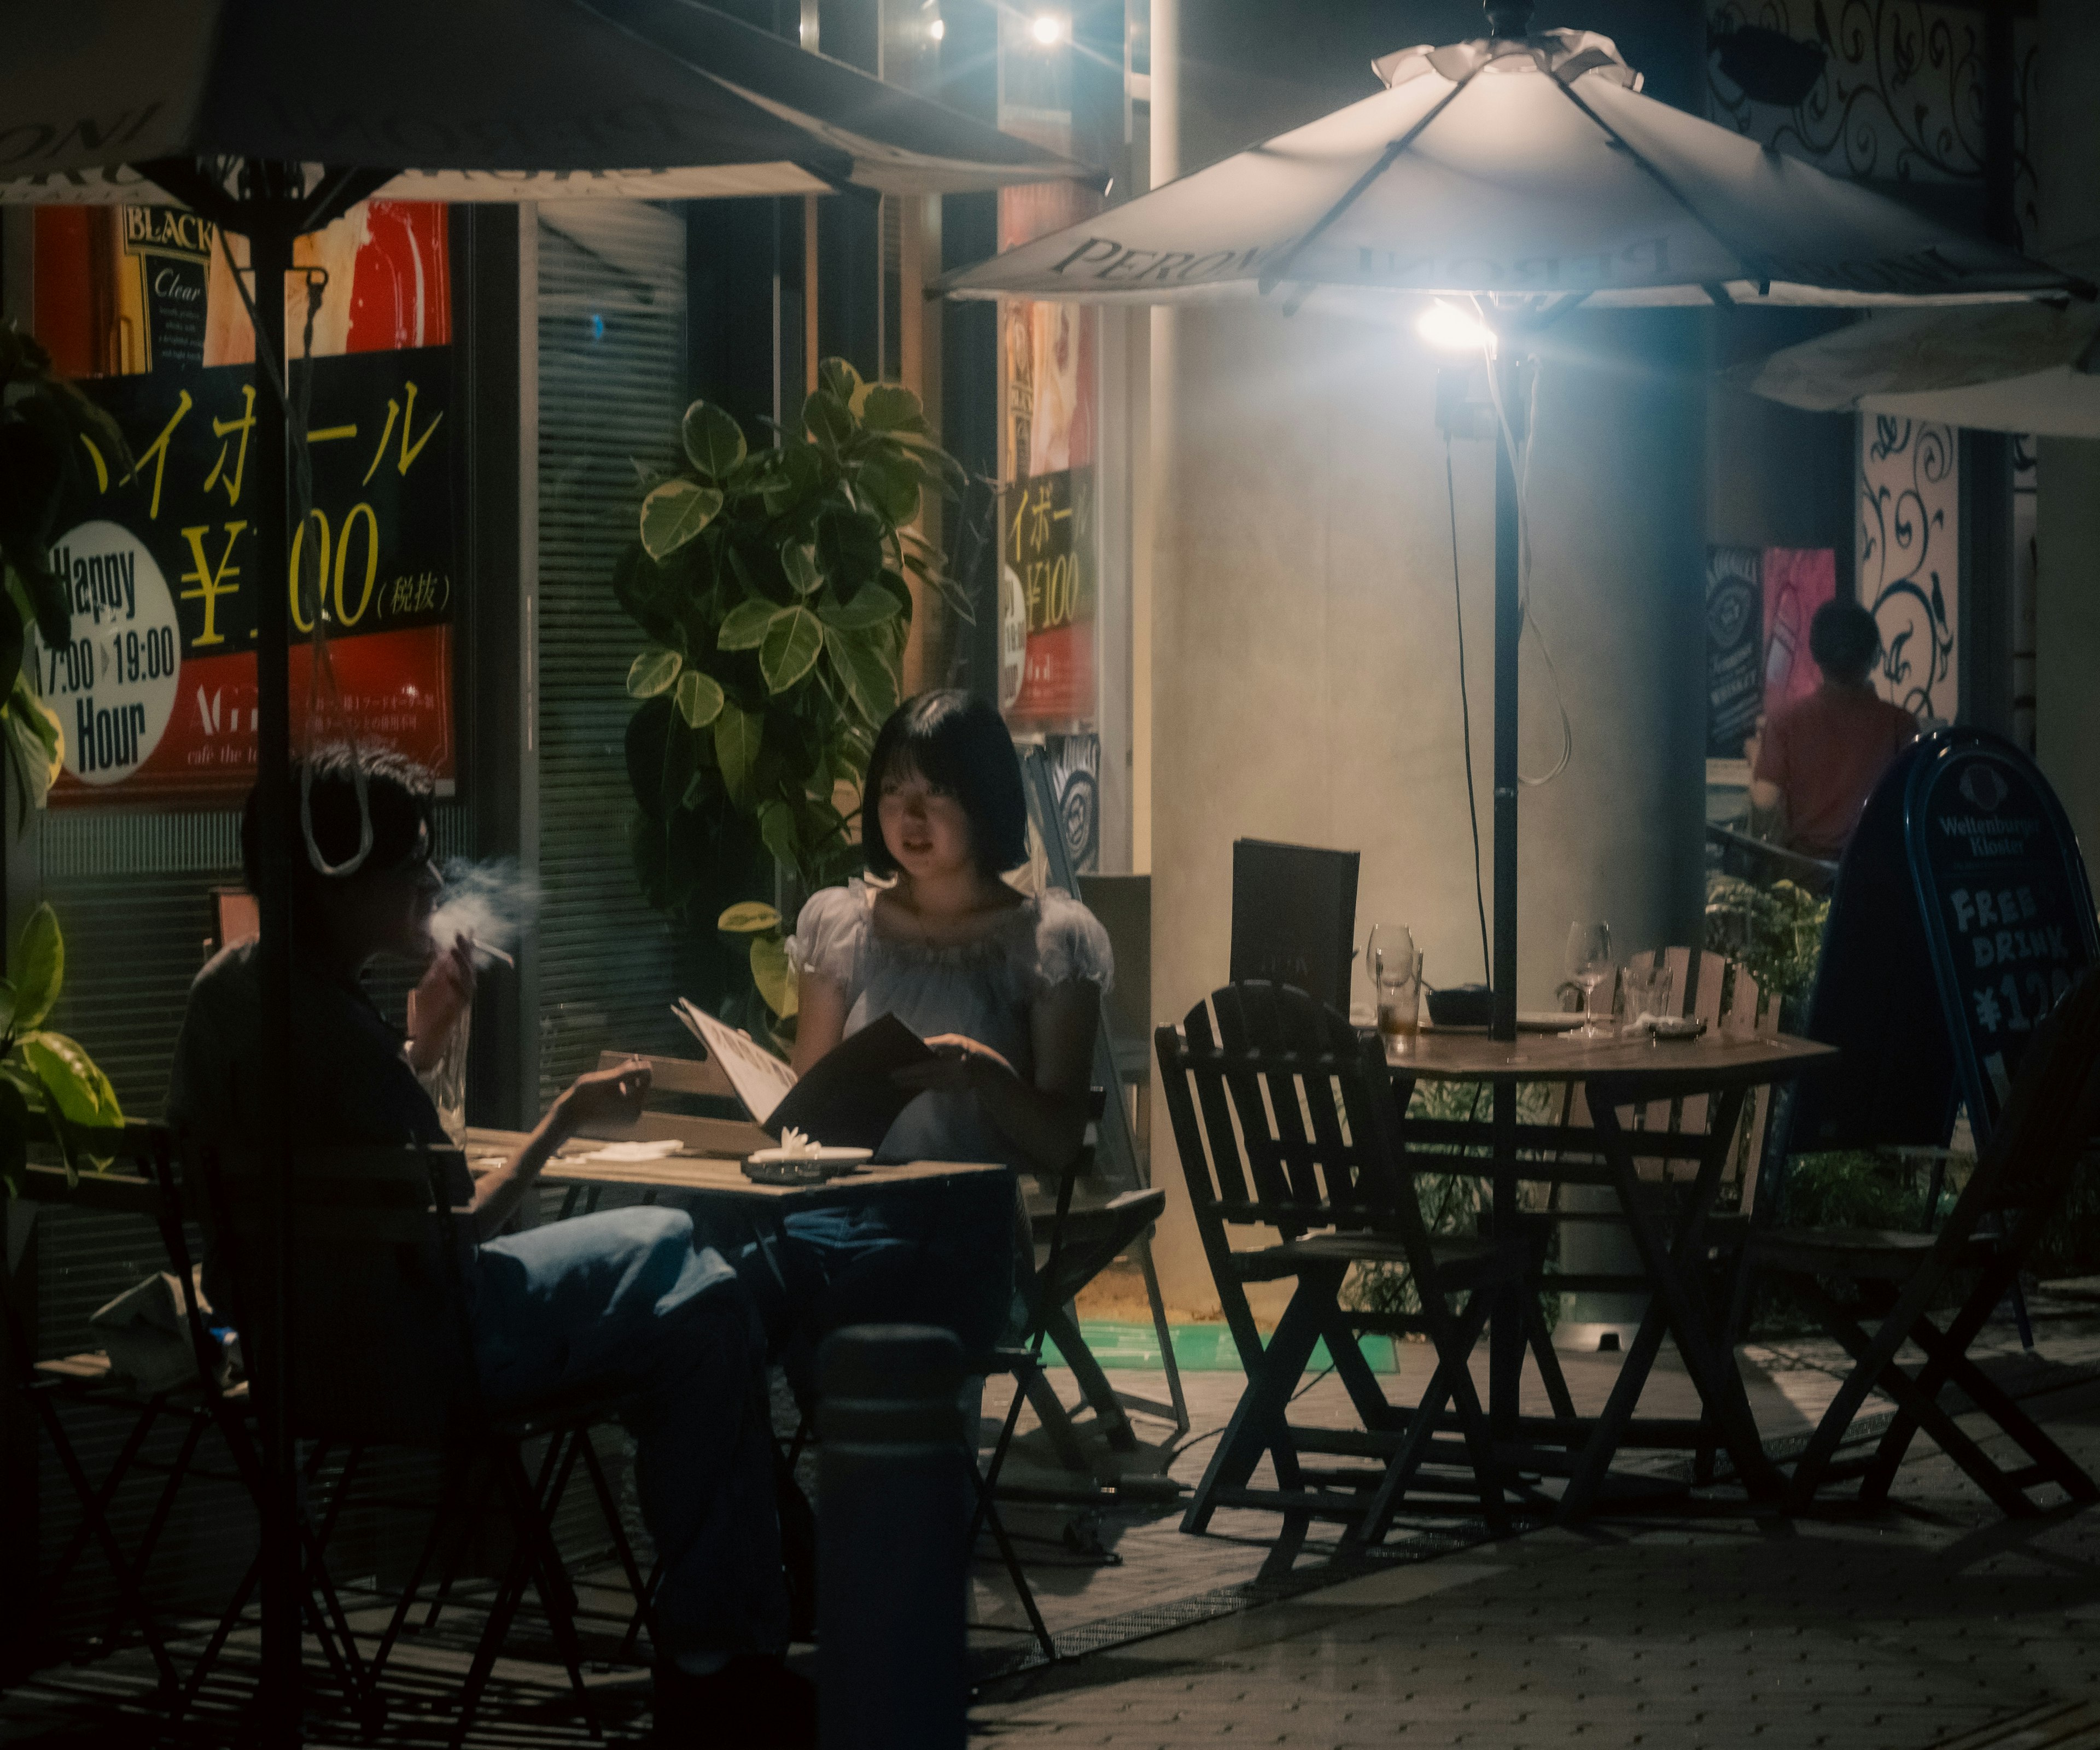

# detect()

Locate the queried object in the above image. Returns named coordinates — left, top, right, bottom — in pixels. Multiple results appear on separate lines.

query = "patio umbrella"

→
left=1731, top=304, right=2100, bottom=439
left=0, top=0, right=1081, bottom=202
left=935, top=0, right=2090, bottom=1045
left=0, top=3, right=1076, bottom=1732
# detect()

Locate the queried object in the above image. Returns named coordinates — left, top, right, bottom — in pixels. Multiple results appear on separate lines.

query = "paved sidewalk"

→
left=971, top=1330, right=2100, bottom=1749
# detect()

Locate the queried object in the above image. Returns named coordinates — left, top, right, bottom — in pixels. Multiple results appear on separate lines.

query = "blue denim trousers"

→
left=469, top=1206, right=788, bottom=1661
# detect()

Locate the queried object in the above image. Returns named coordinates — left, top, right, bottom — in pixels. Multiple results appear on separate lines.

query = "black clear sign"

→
left=1908, top=734, right=2098, bottom=1137
left=1792, top=728, right=2097, bottom=1153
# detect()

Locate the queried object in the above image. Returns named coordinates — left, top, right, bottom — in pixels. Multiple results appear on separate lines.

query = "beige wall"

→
left=2035, top=1, right=2100, bottom=863
left=1140, top=3, right=1708, bottom=1310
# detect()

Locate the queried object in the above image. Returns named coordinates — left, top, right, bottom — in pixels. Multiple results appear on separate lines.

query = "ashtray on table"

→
left=740, top=1146, right=872, bottom=1185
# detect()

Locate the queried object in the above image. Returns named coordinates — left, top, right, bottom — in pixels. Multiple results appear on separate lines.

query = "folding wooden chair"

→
left=3, top=1127, right=202, bottom=1695
left=1741, top=969, right=2100, bottom=1515
left=200, top=1144, right=657, bottom=1746
left=1157, top=982, right=1529, bottom=1543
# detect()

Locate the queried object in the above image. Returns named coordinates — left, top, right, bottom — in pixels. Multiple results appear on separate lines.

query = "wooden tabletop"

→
left=465, top=1127, right=1007, bottom=1208
left=1379, top=1028, right=1836, bottom=1089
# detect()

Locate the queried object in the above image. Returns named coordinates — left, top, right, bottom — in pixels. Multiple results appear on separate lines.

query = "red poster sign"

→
left=31, top=200, right=458, bottom=806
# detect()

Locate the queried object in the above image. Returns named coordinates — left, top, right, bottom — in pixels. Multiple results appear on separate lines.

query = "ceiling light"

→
left=1030, top=13, right=1066, bottom=46
left=929, top=15, right=945, bottom=39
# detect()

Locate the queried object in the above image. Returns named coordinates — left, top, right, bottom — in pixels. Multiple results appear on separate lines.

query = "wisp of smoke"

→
left=428, top=858, right=540, bottom=967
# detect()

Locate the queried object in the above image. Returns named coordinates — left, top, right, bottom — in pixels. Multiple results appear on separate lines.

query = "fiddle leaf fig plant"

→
left=617, top=358, right=966, bottom=926
left=0, top=902, right=125, bottom=1192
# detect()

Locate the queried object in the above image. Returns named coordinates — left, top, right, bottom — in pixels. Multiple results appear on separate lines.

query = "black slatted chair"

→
left=3, top=1125, right=207, bottom=1696
left=200, top=1144, right=657, bottom=1746
left=1156, top=982, right=1529, bottom=1543
left=1742, top=968, right=2100, bottom=1515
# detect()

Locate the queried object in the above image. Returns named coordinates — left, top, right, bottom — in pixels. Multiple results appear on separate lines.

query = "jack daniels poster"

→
left=30, top=201, right=457, bottom=807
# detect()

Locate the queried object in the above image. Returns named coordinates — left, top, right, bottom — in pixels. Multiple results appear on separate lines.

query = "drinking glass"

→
left=1564, top=922, right=1614, bottom=1038
left=1367, top=925, right=1421, bottom=1049
left=1619, top=959, right=1676, bottom=1038
left=409, top=991, right=471, bottom=1146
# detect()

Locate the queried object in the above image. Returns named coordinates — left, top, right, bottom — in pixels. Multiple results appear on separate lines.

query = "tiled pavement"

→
left=969, top=1288, right=2100, bottom=1748
left=7, top=1289, right=2099, bottom=1745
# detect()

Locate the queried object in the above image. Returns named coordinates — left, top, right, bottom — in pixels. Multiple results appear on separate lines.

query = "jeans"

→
left=470, top=1206, right=788, bottom=1661
left=733, top=1176, right=1018, bottom=1404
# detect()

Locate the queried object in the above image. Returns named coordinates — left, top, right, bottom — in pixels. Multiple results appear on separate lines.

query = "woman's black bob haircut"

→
left=862, top=692, right=1029, bottom=878
left=241, top=744, right=435, bottom=900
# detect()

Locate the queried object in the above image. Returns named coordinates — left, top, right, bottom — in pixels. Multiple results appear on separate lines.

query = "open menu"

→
left=673, top=1001, right=937, bottom=1154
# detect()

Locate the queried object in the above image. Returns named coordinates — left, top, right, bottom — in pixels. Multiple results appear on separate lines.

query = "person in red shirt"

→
left=1749, top=601, right=1920, bottom=859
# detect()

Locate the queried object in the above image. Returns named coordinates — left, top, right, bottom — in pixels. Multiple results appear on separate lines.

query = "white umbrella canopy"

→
left=935, top=19, right=2085, bottom=308
left=0, top=0, right=1083, bottom=206
left=1733, top=304, right=2100, bottom=439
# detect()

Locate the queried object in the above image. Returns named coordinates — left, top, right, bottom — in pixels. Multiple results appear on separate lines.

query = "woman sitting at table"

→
left=754, top=690, right=1111, bottom=1380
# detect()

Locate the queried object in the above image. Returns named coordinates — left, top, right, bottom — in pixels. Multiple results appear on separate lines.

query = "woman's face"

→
left=877, top=760, right=975, bottom=883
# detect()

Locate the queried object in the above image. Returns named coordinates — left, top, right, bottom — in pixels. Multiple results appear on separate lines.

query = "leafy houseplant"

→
left=1, top=318, right=130, bottom=825
left=0, top=903, right=125, bottom=1192
left=615, top=358, right=964, bottom=1033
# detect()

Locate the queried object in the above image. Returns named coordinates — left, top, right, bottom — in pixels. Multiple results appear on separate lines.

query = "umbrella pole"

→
left=1489, top=348, right=1522, bottom=1437
left=1490, top=354, right=1520, bottom=1043
left=248, top=212, right=302, bottom=1745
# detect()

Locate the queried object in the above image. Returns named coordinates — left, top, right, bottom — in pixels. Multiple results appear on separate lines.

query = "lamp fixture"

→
left=929, top=14, right=944, bottom=38
left=1029, top=13, right=1066, bottom=46
left=1417, top=299, right=1497, bottom=357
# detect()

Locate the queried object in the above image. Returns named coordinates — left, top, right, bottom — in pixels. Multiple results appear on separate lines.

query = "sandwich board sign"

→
left=1789, top=727, right=2098, bottom=1153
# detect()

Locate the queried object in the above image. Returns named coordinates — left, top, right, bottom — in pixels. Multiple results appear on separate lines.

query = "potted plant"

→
left=614, top=358, right=965, bottom=1044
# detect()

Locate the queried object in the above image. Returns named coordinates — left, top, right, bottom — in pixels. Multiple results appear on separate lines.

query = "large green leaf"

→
left=612, top=545, right=681, bottom=644
left=757, top=798, right=801, bottom=874
left=855, top=451, right=921, bottom=526
left=681, top=400, right=747, bottom=479
left=816, top=508, right=885, bottom=590
left=818, top=357, right=865, bottom=406
left=750, top=934, right=797, bottom=1019
left=639, top=479, right=724, bottom=561
left=714, top=701, right=762, bottom=802
left=858, top=384, right=926, bottom=433
left=11, top=901, right=61, bottom=1030
left=626, top=646, right=684, bottom=698
left=825, top=624, right=900, bottom=728
left=674, top=668, right=726, bottom=730
left=18, top=1030, right=120, bottom=1127
left=802, top=392, right=852, bottom=453
left=718, top=901, right=781, bottom=935
left=783, top=541, right=822, bottom=596
left=819, top=588, right=902, bottom=633
left=718, top=600, right=777, bottom=651
left=760, top=607, right=823, bottom=695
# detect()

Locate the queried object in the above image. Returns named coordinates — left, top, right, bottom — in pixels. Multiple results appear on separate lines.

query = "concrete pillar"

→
left=1144, top=0, right=1706, bottom=1315
left=2034, top=1, right=2100, bottom=860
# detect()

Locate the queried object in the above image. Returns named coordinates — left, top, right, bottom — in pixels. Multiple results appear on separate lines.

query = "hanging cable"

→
left=1444, top=430, right=1491, bottom=986
left=1473, top=308, right=1574, bottom=789
left=217, top=228, right=372, bottom=877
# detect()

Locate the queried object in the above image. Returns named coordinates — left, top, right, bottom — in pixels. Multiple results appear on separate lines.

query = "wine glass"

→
left=1564, top=922, right=1614, bottom=1037
left=1367, top=925, right=1421, bottom=1046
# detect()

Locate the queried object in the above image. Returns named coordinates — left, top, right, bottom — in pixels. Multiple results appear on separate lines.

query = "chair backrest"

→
left=200, top=1145, right=480, bottom=1447
left=1558, top=948, right=1779, bottom=1205
left=1938, top=969, right=2100, bottom=1242
left=208, top=886, right=259, bottom=954
left=1155, top=981, right=1425, bottom=1250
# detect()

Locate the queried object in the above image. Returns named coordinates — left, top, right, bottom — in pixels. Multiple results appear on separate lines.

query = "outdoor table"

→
left=1381, top=1028, right=1836, bottom=1520
left=463, top=1124, right=1008, bottom=1254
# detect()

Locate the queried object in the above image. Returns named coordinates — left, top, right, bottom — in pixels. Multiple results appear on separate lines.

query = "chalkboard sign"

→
left=1906, top=731, right=2098, bottom=1138
left=1229, top=839, right=1360, bottom=1014
left=1789, top=727, right=2097, bottom=1153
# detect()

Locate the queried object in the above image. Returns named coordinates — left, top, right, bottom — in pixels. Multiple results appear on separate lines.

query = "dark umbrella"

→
left=0, top=5, right=1075, bottom=1734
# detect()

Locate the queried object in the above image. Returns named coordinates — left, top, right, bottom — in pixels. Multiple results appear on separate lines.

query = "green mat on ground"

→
left=1040, top=1321, right=1398, bottom=1374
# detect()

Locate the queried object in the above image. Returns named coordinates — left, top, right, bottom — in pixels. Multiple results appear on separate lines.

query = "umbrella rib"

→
left=1543, top=74, right=1765, bottom=291
left=1255, top=62, right=1490, bottom=297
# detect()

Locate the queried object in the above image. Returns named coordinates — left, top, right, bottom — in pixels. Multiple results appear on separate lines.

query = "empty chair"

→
left=1156, top=982, right=1530, bottom=1543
